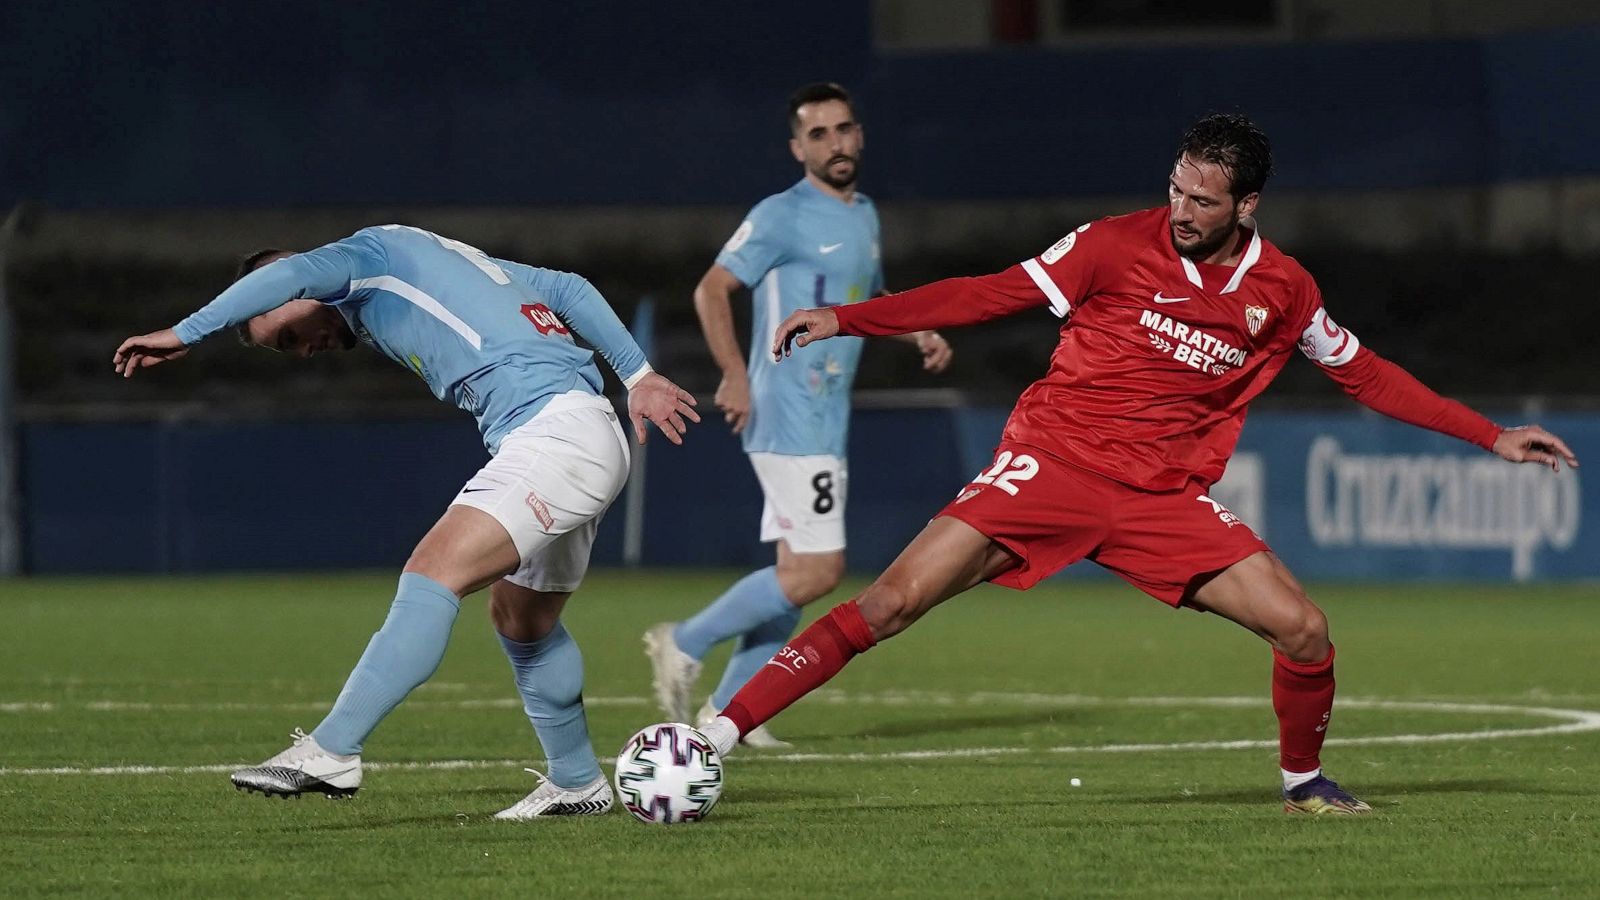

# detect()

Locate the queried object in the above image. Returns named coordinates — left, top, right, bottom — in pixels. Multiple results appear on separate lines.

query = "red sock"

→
left=722, top=600, right=877, bottom=736
left=1272, top=644, right=1335, bottom=773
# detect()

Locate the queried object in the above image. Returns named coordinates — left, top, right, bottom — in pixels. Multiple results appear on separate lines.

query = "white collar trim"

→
left=1220, top=217, right=1262, bottom=295
left=1177, top=217, right=1262, bottom=294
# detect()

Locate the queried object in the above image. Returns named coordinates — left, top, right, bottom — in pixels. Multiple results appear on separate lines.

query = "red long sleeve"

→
left=1319, top=346, right=1500, bottom=450
left=833, top=264, right=1048, bottom=336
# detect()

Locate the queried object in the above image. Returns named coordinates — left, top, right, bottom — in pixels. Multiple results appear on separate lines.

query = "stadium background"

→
left=2, top=0, right=1597, bottom=580
left=5, top=5, right=1600, bottom=897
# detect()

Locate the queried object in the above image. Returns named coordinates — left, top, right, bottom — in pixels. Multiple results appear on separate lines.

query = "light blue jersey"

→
left=716, top=178, right=884, bottom=458
left=173, top=225, right=649, bottom=453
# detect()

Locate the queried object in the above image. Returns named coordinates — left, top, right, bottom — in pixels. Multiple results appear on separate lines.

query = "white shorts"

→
left=451, top=394, right=631, bottom=593
left=748, top=452, right=847, bottom=554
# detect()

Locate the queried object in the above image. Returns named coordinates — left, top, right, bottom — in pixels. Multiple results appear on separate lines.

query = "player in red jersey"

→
left=696, top=113, right=1580, bottom=815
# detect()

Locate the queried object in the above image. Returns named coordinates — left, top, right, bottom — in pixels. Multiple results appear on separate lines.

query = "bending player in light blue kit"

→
left=645, top=83, right=951, bottom=747
left=113, top=224, right=699, bottom=818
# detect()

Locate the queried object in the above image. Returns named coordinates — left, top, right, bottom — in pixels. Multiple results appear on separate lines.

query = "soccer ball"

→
left=613, top=722, right=724, bottom=824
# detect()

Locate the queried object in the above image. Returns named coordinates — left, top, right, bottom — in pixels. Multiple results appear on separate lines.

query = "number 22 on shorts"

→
left=972, top=451, right=1038, bottom=496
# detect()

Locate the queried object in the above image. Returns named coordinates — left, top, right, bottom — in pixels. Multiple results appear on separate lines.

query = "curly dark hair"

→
left=1175, top=113, right=1273, bottom=200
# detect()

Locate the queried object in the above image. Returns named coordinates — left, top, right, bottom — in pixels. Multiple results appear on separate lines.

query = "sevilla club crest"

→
left=1244, top=305, right=1268, bottom=336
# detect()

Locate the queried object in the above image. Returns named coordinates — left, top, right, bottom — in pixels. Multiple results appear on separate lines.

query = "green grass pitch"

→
left=3, top=572, right=1598, bottom=897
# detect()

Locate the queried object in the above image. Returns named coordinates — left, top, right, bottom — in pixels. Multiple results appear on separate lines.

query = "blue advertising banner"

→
left=1207, top=412, right=1590, bottom=582
left=16, top=409, right=1595, bottom=580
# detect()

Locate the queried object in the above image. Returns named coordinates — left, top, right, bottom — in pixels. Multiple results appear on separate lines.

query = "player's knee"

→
left=488, top=585, right=566, bottom=643
left=779, top=554, right=845, bottom=604
left=856, top=579, right=922, bottom=641
left=1277, top=599, right=1330, bottom=663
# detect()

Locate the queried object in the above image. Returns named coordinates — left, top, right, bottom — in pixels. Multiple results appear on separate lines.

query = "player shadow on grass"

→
left=1151, top=778, right=1564, bottom=805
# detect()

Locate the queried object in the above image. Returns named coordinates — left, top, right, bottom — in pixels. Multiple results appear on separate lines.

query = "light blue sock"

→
left=499, top=622, right=601, bottom=788
left=312, top=573, right=461, bottom=756
left=673, top=566, right=796, bottom=660
left=710, top=601, right=804, bottom=710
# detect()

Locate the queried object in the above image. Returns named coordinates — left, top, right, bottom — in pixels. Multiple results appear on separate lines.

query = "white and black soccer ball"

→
left=613, top=722, right=724, bottom=824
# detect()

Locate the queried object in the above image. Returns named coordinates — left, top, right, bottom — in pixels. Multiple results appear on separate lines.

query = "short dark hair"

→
left=232, top=248, right=291, bottom=345
left=235, top=248, right=290, bottom=281
left=1175, top=113, right=1273, bottom=200
left=788, top=82, right=855, bottom=132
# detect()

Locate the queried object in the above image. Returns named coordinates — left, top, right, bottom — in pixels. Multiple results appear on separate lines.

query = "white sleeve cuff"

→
left=622, top=363, right=655, bottom=390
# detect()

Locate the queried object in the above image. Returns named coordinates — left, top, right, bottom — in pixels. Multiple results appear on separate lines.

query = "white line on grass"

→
left=2, top=695, right=1596, bottom=777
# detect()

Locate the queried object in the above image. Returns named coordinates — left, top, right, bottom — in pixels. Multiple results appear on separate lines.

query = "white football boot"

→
left=493, top=770, right=613, bottom=820
left=231, top=728, right=362, bottom=799
left=643, top=623, right=701, bottom=722
left=697, top=699, right=793, bottom=750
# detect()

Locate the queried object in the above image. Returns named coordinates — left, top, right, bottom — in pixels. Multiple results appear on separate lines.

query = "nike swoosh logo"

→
left=819, top=243, right=844, bottom=254
left=461, top=487, right=494, bottom=494
left=1153, top=292, right=1189, bottom=304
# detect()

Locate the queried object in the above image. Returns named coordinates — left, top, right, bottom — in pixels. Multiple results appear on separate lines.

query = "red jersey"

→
left=833, top=206, right=1499, bottom=491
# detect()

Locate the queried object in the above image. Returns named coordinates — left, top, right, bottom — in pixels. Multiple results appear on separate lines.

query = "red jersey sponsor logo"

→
left=521, top=303, right=571, bottom=336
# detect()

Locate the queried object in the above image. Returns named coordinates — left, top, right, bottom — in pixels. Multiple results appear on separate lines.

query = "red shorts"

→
left=937, top=442, right=1270, bottom=606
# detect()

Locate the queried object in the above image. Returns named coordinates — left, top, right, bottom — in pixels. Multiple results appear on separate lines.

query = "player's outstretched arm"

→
left=779, top=267, right=1047, bottom=357
left=170, top=243, right=364, bottom=347
left=626, top=370, right=701, bottom=446
left=112, top=328, right=189, bottom=378
left=1318, top=345, right=1578, bottom=470
left=1491, top=424, right=1579, bottom=471
left=771, top=307, right=841, bottom=360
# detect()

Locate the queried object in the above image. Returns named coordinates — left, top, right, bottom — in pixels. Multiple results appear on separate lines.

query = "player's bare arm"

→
left=1491, top=424, right=1579, bottom=471
left=112, top=328, right=189, bottom=378
left=626, top=370, right=701, bottom=446
left=693, top=263, right=753, bottom=433
left=771, top=306, right=841, bottom=360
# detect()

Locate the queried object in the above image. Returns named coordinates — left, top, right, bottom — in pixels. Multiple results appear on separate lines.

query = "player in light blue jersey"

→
left=644, top=83, right=951, bottom=746
left=113, top=225, right=699, bottom=818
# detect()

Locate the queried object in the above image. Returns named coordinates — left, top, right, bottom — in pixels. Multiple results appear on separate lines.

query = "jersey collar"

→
left=796, top=175, right=859, bottom=207
left=1177, top=216, right=1262, bottom=295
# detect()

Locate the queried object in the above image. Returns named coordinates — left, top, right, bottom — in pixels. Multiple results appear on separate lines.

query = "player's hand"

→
left=714, top=372, right=752, bottom=435
left=627, top=371, right=701, bottom=446
left=112, top=328, right=189, bottom=379
left=916, top=331, right=952, bottom=373
left=771, top=307, right=840, bottom=361
left=1492, top=424, right=1579, bottom=471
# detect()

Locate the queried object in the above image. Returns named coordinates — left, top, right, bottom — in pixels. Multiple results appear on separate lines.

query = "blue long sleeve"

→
left=172, top=243, right=368, bottom=345
left=493, top=258, right=650, bottom=386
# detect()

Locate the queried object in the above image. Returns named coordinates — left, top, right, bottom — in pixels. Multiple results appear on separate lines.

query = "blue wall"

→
left=3, top=3, right=1597, bottom=209
left=19, top=409, right=1595, bottom=582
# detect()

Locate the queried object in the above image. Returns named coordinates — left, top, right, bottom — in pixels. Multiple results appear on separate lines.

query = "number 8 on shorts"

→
left=748, top=452, right=848, bottom=554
